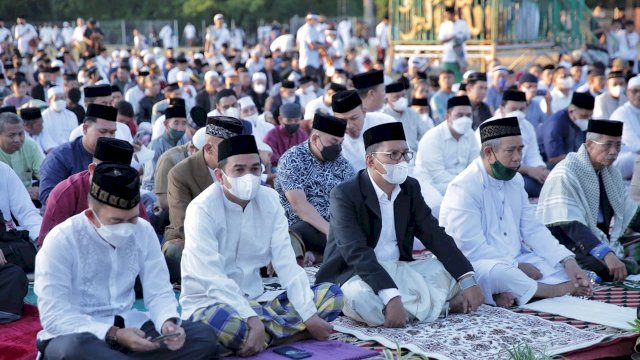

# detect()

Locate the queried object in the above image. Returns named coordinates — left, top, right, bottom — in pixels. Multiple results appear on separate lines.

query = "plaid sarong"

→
left=190, top=282, right=343, bottom=357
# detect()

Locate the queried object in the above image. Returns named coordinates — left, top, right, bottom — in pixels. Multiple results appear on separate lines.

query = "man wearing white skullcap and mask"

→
left=196, top=71, right=220, bottom=112
left=177, top=70, right=196, bottom=110
left=610, top=75, right=640, bottom=179
left=248, top=72, right=269, bottom=113
left=40, top=86, right=79, bottom=153
left=239, top=96, right=274, bottom=141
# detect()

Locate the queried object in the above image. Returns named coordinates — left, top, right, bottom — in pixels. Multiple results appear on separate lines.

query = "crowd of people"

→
left=0, top=7, right=640, bottom=359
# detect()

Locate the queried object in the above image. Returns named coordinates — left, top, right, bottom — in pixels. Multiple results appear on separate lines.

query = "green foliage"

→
left=0, top=0, right=362, bottom=27
left=382, top=342, right=428, bottom=360
left=503, top=343, right=556, bottom=360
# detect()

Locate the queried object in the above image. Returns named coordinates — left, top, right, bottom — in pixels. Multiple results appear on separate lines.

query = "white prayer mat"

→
left=520, top=295, right=637, bottom=330
left=332, top=305, right=605, bottom=360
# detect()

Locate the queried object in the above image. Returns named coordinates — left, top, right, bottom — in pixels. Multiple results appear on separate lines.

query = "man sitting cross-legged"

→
left=315, top=122, right=484, bottom=328
left=439, top=116, right=592, bottom=308
left=180, top=135, right=344, bottom=357
left=35, top=162, right=217, bottom=360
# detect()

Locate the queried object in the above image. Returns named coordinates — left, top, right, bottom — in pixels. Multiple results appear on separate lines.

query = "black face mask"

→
left=317, top=137, right=342, bottom=161
left=284, top=123, right=299, bottom=134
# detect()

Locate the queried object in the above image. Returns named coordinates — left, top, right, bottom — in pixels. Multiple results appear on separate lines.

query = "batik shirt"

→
left=275, top=140, right=355, bottom=225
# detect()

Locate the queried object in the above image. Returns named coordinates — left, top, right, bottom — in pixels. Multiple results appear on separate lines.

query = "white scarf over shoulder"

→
left=536, top=145, right=639, bottom=257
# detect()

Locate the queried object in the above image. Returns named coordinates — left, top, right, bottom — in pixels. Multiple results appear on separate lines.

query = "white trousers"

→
left=340, top=258, right=457, bottom=327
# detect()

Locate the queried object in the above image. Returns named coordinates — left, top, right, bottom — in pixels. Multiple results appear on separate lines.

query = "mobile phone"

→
left=535, top=89, right=547, bottom=96
left=151, top=332, right=180, bottom=342
left=273, top=346, right=312, bottom=359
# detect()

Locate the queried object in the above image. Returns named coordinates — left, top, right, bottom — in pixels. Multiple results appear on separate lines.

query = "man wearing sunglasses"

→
left=538, top=119, right=640, bottom=283
left=316, top=122, right=484, bottom=328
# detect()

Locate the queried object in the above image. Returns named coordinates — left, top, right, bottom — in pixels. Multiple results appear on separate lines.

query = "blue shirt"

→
left=540, top=108, right=585, bottom=162
left=39, top=136, right=93, bottom=206
left=429, top=90, right=454, bottom=124
left=525, top=97, right=547, bottom=134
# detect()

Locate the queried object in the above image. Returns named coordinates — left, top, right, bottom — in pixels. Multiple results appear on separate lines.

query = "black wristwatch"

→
left=106, top=326, right=119, bottom=347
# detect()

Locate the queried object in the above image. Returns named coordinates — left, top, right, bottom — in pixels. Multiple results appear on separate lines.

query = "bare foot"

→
left=272, top=331, right=312, bottom=346
left=569, top=283, right=592, bottom=297
left=448, top=292, right=465, bottom=313
left=493, top=292, right=517, bottom=308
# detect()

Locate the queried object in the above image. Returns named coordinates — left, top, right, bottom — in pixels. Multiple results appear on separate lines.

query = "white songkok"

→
left=47, top=86, right=64, bottom=100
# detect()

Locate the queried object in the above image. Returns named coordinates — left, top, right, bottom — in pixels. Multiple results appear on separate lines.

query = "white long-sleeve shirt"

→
left=594, top=91, right=627, bottom=119
left=0, top=162, right=41, bottom=241
left=439, top=158, right=573, bottom=299
left=415, top=121, right=479, bottom=195
left=180, top=183, right=317, bottom=321
left=125, top=86, right=145, bottom=115
left=611, top=102, right=640, bottom=154
left=40, top=108, right=79, bottom=153
left=382, top=105, right=432, bottom=153
left=35, top=213, right=178, bottom=341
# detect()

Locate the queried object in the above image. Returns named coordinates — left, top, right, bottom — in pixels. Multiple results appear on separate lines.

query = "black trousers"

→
left=290, top=220, right=327, bottom=254
left=39, top=320, right=218, bottom=360
left=0, top=263, right=28, bottom=322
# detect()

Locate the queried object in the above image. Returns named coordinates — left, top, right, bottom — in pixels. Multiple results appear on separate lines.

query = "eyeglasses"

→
left=372, top=150, right=414, bottom=161
left=591, top=140, right=622, bottom=152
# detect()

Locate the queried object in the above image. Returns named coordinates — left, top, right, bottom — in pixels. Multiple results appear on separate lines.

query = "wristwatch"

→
left=459, top=275, right=478, bottom=290
left=106, top=326, right=119, bottom=347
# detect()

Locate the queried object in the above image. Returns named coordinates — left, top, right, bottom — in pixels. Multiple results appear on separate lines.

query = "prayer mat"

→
left=225, top=340, right=378, bottom=360
left=332, top=305, right=605, bottom=360
left=520, top=296, right=636, bottom=330
left=0, top=304, right=41, bottom=360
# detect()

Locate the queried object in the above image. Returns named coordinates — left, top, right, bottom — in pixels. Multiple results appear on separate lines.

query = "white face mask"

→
left=244, top=113, right=259, bottom=124
left=574, top=118, right=590, bottom=131
left=253, top=83, right=266, bottom=94
left=223, top=172, right=261, bottom=200
left=560, top=77, right=575, bottom=90
left=282, top=95, right=296, bottom=104
left=609, top=85, right=623, bottom=98
left=392, top=97, right=408, bottom=112
left=374, top=157, right=408, bottom=185
left=91, top=209, right=136, bottom=248
left=450, top=115, right=473, bottom=135
left=506, top=110, right=526, bottom=122
left=52, top=99, right=66, bottom=112
left=224, top=106, right=240, bottom=118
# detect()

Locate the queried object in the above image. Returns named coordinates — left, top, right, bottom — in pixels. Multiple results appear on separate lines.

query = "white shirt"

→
left=295, top=88, right=317, bottom=108
left=616, top=30, right=639, bottom=61
left=72, top=25, right=86, bottom=42
left=125, top=85, right=146, bottom=115
left=415, top=121, right=479, bottom=195
left=0, top=162, right=41, bottom=241
left=381, top=105, right=431, bottom=153
left=375, top=22, right=389, bottom=49
left=439, top=159, right=573, bottom=298
left=342, top=112, right=396, bottom=171
left=35, top=213, right=179, bottom=341
left=183, top=24, right=196, bottom=39
left=250, top=114, right=275, bottom=141
left=40, top=108, right=79, bottom=153
left=366, top=170, right=401, bottom=304
left=206, top=25, right=230, bottom=52
left=304, top=96, right=332, bottom=120
left=61, top=26, right=73, bottom=45
left=437, top=20, right=470, bottom=62
left=14, top=23, right=37, bottom=53
left=296, top=23, right=322, bottom=69
left=611, top=101, right=640, bottom=154
left=593, top=91, right=627, bottom=119
left=68, top=121, right=133, bottom=144
left=542, top=88, right=572, bottom=114
left=159, top=25, right=173, bottom=48
left=180, top=183, right=317, bottom=321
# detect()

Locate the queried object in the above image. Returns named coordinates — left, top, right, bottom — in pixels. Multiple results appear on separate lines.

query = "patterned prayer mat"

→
left=332, top=305, right=605, bottom=360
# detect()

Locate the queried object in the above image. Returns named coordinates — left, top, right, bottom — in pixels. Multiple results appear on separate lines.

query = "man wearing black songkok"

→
left=35, top=162, right=218, bottom=360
